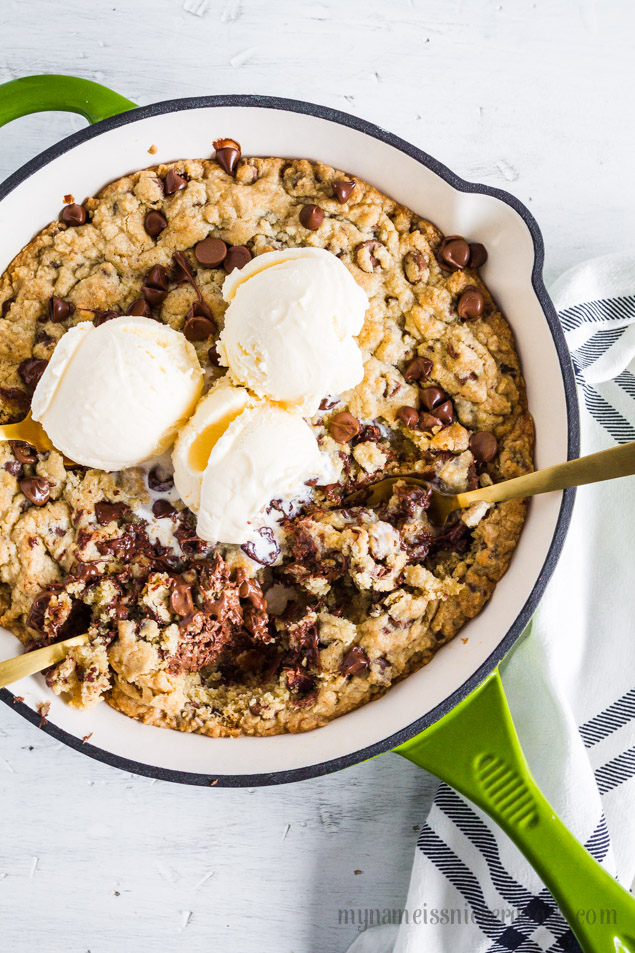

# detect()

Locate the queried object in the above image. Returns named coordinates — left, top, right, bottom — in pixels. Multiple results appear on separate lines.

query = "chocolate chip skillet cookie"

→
left=0, top=139, right=533, bottom=736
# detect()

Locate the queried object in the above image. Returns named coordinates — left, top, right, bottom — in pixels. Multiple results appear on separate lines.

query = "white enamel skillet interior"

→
left=0, top=96, right=579, bottom=786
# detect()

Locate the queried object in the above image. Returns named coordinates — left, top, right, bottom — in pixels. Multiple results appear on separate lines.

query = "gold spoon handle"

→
left=0, top=410, right=54, bottom=451
left=0, top=634, right=89, bottom=689
left=0, top=421, right=28, bottom=441
left=457, top=439, right=635, bottom=509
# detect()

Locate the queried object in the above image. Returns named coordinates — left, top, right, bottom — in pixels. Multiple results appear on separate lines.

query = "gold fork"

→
left=346, top=439, right=635, bottom=525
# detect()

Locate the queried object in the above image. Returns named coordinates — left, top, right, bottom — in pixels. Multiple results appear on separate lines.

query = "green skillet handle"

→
left=395, top=670, right=635, bottom=953
left=0, top=74, right=136, bottom=129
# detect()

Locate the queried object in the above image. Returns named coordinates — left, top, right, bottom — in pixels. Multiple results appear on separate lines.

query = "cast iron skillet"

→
left=1, top=74, right=632, bottom=953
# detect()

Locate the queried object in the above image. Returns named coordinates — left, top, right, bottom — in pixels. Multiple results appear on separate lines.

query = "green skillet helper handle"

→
left=395, top=669, right=635, bottom=953
left=0, top=74, right=136, bottom=128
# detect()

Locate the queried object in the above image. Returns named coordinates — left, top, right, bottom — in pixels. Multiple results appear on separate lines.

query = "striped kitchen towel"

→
left=348, top=250, right=635, bottom=953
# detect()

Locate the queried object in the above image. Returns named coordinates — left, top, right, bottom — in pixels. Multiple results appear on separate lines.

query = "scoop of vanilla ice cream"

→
left=31, top=317, right=203, bottom=471
left=172, top=380, right=253, bottom=513
left=172, top=380, right=335, bottom=546
left=219, top=247, right=368, bottom=415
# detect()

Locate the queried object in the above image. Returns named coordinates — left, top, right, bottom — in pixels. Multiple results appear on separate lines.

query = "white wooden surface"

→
left=1, top=2, right=634, bottom=951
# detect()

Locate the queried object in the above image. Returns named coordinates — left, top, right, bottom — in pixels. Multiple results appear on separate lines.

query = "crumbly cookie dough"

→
left=0, top=150, right=533, bottom=736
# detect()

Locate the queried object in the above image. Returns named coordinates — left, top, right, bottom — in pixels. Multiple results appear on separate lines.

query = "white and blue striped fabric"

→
left=349, top=251, right=635, bottom=953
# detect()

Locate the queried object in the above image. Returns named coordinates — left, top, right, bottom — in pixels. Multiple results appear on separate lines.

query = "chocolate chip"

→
left=469, top=242, right=488, bottom=269
left=403, top=250, right=430, bottom=284
left=438, top=235, right=470, bottom=271
left=195, top=237, right=228, bottom=267
left=358, top=423, right=382, bottom=443
left=223, top=245, right=252, bottom=274
left=4, top=460, right=22, bottom=477
left=172, top=250, right=197, bottom=286
left=92, top=309, right=119, bottom=327
left=299, top=204, right=324, bottom=230
left=34, top=328, right=53, bottom=345
left=95, top=501, right=128, bottom=525
left=397, top=406, right=420, bottom=429
left=241, top=527, right=280, bottom=566
left=164, top=170, right=187, bottom=195
left=457, top=286, right=484, bottom=321
left=0, top=387, right=30, bottom=412
left=27, top=591, right=52, bottom=632
left=213, top=137, right=241, bottom=176
left=148, top=465, right=174, bottom=492
left=126, top=298, right=151, bottom=318
left=419, top=386, right=447, bottom=411
left=47, top=296, right=75, bottom=323
left=208, top=344, right=221, bottom=366
left=183, top=310, right=216, bottom=341
left=339, top=646, right=369, bottom=677
left=60, top=204, right=87, bottom=227
left=419, top=411, right=442, bottom=430
left=197, top=299, right=217, bottom=320
left=403, top=356, right=433, bottom=382
left=170, top=582, right=195, bottom=617
left=469, top=431, right=498, bottom=463
left=142, top=264, right=170, bottom=307
left=237, top=574, right=266, bottom=612
left=176, top=530, right=208, bottom=557
left=19, top=476, right=50, bottom=506
left=286, top=668, right=316, bottom=697
left=333, top=179, right=356, bottom=203
left=144, top=210, right=168, bottom=238
left=152, top=499, right=176, bottom=519
left=146, top=264, right=170, bottom=290
left=2, top=299, right=14, bottom=318
left=70, top=561, right=102, bottom=583
left=10, top=440, right=38, bottom=464
left=141, top=286, right=166, bottom=308
left=434, top=400, right=454, bottom=425
left=356, top=240, right=384, bottom=273
left=18, top=359, right=48, bottom=393
left=328, top=411, right=361, bottom=443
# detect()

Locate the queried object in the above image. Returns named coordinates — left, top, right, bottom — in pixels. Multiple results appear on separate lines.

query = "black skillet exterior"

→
left=0, top=95, right=580, bottom=786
